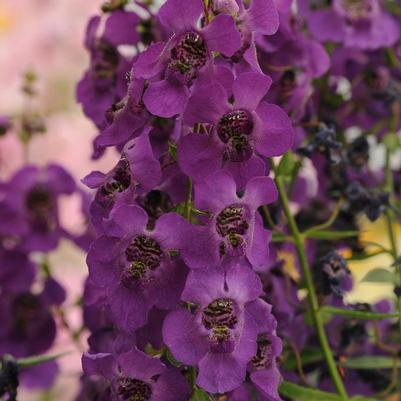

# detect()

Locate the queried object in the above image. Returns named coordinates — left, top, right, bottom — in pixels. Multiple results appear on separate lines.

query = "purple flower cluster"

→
left=80, top=0, right=295, bottom=398
left=0, top=164, right=90, bottom=394
left=77, top=0, right=401, bottom=400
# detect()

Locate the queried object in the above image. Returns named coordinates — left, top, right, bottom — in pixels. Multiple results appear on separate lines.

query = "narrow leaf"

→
left=279, top=381, right=342, bottom=401
left=342, top=356, right=401, bottom=370
left=320, top=306, right=398, bottom=320
left=18, top=351, right=71, bottom=369
left=191, top=388, right=211, bottom=401
left=361, top=268, right=396, bottom=284
left=305, top=230, right=359, bottom=240
left=271, top=232, right=293, bottom=243
left=283, top=347, right=324, bottom=370
left=276, top=151, right=295, bottom=177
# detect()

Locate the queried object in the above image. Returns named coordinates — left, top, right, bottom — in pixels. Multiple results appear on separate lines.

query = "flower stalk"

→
left=273, top=164, right=349, bottom=401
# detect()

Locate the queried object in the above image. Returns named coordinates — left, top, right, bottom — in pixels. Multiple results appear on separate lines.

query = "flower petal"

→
left=245, top=0, right=279, bottom=35
left=117, top=349, right=164, bottom=381
left=104, top=204, right=148, bottom=238
left=202, top=14, right=241, bottom=57
left=125, top=129, right=161, bottom=190
left=233, top=72, right=272, bottom=112
left=144, top=80, right=189, bottom=118
left=163, top=309, right=208, bottom=365
left=254, top=102, right=294, bottom=157
left=184, top=83, right=228, bottom=126
left=197, top=353, right=247, bottom=394
left=177, top=132, right=223, bottom=182
left=158, top=0, right=202, bottom=32
left=243, top=176, right=277, bottom=209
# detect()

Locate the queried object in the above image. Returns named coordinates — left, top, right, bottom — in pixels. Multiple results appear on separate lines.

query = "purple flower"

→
left=163, top=263, right=274, bottom=393
left=132, top=0, right=241, bottom=117
left=82, top=348, right=190, bottom=401
left=0, top=164, right=76, bottom=252
left=246, top=299, right=283, bottom=401
left=230, top=0, right=279, bottom=63
left=181, top=171, right=277, bottom=271
left=76, top=14, right=134, bottom=129
left=93, top=77, right=147, bottom=150
left=0, top=278, right=64, bottom=358
left=313, top=251, right=352, bottom=297
left=75, top=375, right=112, bottom=401
left=83, top=129, right=161, bottom=231
left=180, top=72, right=293, bottom=185
left=301, top=0, right=400, bottom=50
left=257, top=12, right=330, bottom=122
left=87, top=204, right=189, bottom=331
left=0, top=247, right=36, bottom=294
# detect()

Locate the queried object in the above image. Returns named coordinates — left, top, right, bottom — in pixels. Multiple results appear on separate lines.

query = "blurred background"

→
left=0, top=1, right=398, bottom=400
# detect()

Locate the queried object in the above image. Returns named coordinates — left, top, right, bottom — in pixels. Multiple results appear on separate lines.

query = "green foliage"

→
left=279, top=381, right=342, bottom=401
left=191, top=388, right=211, bottom=401
left=276, top=151, right=296, bottom=177
left=283, top=347, right=324, bottom=370
left=361, top=268, right=396, bottom=284
left=320, top=306, right=398, bottom=320
left=305, top=230, right=359, bottom=240
left=279, top=381, right=380, bottom=401
left=17, top=352, right=70, bottom=369
left=342, top=356, right=401, bottom=369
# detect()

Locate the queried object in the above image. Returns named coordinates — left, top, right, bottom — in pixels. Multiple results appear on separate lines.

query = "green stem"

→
left=184, top=178, right=193, bottom=222
left=274, top=171, right=348, bottom=400
left=303, top=198, right=344, bottom=234
left=384, top=146, right=401, bottom=337
left=17, top=351, right=71, bottom=369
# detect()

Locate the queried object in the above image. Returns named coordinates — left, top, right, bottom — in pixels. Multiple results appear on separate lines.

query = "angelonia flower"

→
left=74, top=0, right=401, bottom=399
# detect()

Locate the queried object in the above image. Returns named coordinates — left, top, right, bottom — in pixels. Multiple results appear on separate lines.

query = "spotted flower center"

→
left=216, top=205, right=249, bottom=253
left=341, top=0, right=373, bottom=19
left=202, top=298, right=238, bottom=352
left=100, top=158, right=131, bottom=198
left=124, top=235, right=162, bottom=281
left=217, top=110, right=254, bottom=162
left=117, top=377, right=152, bottom=401
left=168, top=32, right=207, bottom=82
left=252, top=335, right=273, bottom=369
left=202, top=298, right=238, bottom=330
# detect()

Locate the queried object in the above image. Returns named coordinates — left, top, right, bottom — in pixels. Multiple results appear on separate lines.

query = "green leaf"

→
left=383, top=132, right=399, bottom=152
left=350, top=397, right=380, bottom=401
left=361, top=268, right=396, bottom=284
left=271, top=232, right=293, bottom=243
left=17, top=351, right=71, bottom=369
left=276, top=151, right=295, bottom=177
left=279, top=381, right=342, bottom=401
left=320, top=306, right=398, bottom=320
left=305, top=230, right=359, bottom=240
left=342, top=356, right=401, bottom=370
left=168, top=142, right=177, bottom=161
left=283, top=347, right=324, bottom=370
left=345, top=250, right=389, bottom=261
left=191, top=388, right=211, bottom=401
